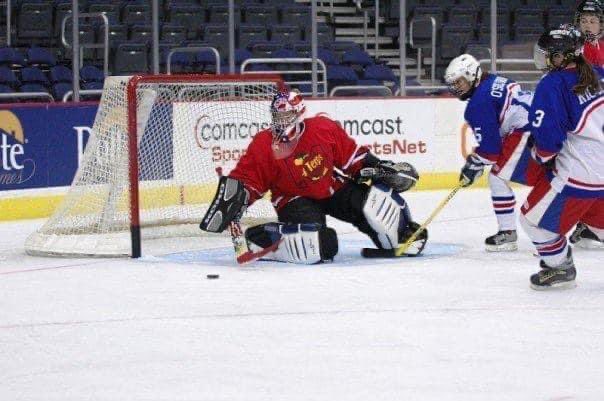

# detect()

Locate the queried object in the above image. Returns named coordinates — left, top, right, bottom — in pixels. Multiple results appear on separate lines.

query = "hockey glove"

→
left=357, top=160, right=419, bottom=192
left=459, top=153, right=486, bottom=187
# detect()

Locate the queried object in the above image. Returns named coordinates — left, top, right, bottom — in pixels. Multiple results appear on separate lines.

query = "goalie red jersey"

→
left=229, top=115, right=369, bottom=210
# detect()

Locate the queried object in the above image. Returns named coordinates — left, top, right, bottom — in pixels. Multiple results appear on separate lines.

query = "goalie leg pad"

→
left=200, top=176, right=249, bottom=233
left=363, top=183, right=410, bottom=249
left=245, top=222, right=338, bottom=264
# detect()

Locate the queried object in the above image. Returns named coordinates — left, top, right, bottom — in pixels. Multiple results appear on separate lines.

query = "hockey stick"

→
left=215, top=167, right=278, bottom=265
left=362, top=183, right=464, bottom=258
left=394, top=183, right=464, bottom=256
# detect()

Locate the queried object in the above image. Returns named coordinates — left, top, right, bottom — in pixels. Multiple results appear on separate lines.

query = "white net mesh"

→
left=25, top=75, right=280, bottom=257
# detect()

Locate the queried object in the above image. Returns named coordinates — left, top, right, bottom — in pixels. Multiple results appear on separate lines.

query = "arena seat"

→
left=26, top=47, right=57, bottom=67
left=80, top=65, right=104, bottom=84
left=130, top=25, right=153, bottom=44
left=113, top=43, right=148, bottom=74
left=244, top=5, right=277, bottom=26
left=21, top=67, right=49, bottom=87
left=447, top=5, right=479, bottom=26
left=18, top=2, right=53, bottom=44
left=122, top=4, right=151, bottom=26
left=326, top=65, right=358, bottom=89
left=168, top=5, right=205, bottom=40
left=271, top=25, right=303, bottom=46
left=239, top=25, right=268, bottom=49
left=0, top=67, right=20, bottom=89
left=52, top=82, right=73, bottom=100
left=161, top=24, right=187, bottom=45
left=49, top=65, right=72, bottom=84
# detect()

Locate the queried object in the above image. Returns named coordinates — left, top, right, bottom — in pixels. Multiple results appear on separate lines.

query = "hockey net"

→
left=25, top=74, right=282, bottom=257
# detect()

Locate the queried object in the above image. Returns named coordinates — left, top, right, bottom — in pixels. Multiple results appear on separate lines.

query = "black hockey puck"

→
left=206, top=274, right=220, bottom=279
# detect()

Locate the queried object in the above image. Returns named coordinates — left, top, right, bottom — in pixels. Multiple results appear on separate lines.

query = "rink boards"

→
left=0, top=97, right=483, bottom=221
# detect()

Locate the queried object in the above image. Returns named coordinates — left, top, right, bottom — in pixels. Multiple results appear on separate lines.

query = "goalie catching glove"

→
left=200, top=176, right=249, bottom=233
left=357, top=155, right=419, bottom=193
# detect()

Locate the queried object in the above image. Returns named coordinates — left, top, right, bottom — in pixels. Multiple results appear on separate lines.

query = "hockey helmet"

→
left=444, top=54, right=483, bottom=100
left=270, top=90, right=306, bottom=158
left=575, top=0, right=603, bottom=42
left=533, top=27, right=583, bottom=72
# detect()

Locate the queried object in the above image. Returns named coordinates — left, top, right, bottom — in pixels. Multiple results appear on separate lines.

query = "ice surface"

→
left=1, top=188, right=603, bottom=401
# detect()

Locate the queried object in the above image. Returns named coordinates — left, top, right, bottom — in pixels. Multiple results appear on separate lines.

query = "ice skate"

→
left=569, top=223, right=603, bottom=249
left=530, top=249, right=577, bottom=290
left=485, top=230, right=518, bottom=252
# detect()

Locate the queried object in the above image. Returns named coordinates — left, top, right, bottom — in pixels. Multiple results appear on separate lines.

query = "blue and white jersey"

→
left=464, top=74, right=533, bottom=164
left=530, top=66, right=604, bottom=197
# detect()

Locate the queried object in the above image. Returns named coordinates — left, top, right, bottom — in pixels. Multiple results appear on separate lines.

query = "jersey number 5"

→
left=473, top=127, right=482, bottom=144
left=532, top=110, right=545, bottom=128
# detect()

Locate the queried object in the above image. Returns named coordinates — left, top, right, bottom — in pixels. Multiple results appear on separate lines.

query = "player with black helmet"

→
left=521, top=27, right=604, bottom=290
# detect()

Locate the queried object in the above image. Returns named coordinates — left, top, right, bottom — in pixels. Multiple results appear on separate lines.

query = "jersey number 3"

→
left=532, top=110, right=545, bottom=128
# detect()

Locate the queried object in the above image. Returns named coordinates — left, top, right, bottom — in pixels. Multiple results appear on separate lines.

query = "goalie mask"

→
left=270, top=90, right=306, bottom=159
left=444, top=54, right=483, bottom=101
left=575, top=0, right=603, bottom=42
left=533, top=27, right=583, bottom=72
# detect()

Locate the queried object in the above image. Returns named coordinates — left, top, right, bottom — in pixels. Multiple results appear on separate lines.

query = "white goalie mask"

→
left=270, top=90, right=306, bottom=159
left=444, top=54, right=483, bottom=101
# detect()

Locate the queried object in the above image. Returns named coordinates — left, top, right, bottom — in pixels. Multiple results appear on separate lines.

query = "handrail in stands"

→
left=0, top=92, right=54, bottom=102
left=61, top=12, right=110, bottom=77
left=166, top=47, right=221, bottom=75
left=330, top=85, right=392, bottom=97
left=62, top=89, right=103, bottom=102
left=241, top=58, right=328, bottom=97
left=409, top=16, right=436, bottom=84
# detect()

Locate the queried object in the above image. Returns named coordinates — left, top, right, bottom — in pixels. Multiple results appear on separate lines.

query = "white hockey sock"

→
left=520, top=214, right=569, bottom=267
left=489, top=172, right=516, bottom=232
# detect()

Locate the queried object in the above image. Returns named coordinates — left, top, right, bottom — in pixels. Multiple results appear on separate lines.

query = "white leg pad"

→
left=363, top=184, right=403, bottom=249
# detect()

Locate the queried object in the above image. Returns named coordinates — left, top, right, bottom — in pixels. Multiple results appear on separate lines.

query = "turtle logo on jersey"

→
left=293, top=151, right=328, bottom=182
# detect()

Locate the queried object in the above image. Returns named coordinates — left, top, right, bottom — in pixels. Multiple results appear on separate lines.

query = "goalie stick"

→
left=361, top=183, right=464, bottom=258
left=215, top=167, right=279, bottom=265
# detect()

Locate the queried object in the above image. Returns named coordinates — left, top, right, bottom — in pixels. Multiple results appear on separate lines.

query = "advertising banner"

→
left=0, top=104, right=97, bottom=191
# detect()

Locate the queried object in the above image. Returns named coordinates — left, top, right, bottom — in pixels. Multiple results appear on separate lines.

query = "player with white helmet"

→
left=200, top=89, right=427, bottom=264
left=444, top=54, right=543, bottom=252
left=521, top=27, right=604, bottom=289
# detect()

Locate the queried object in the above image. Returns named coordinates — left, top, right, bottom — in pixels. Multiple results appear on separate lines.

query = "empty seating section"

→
left=0, top=0, right=579, bottom=101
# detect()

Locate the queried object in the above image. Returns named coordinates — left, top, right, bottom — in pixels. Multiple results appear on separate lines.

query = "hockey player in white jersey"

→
left=521, top=27, right=604, bottom=290
left=444, top=54, right=544, bottom=252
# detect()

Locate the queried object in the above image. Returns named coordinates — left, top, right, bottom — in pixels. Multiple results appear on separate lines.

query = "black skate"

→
left=530, top=249, right=577, bottom=290
left=485, top=230, right=518, bottom=252
left=569, top=223, right=603, bottom=249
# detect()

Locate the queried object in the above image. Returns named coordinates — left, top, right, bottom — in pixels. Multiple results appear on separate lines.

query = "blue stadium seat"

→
left=513, top=7, right=545, bottom=29
left=447, top=5, right=478, bottom=26
left=271, top=25, right=302, bottom=45
left=82, top=81, right=104, bottom=90
left=208, top=5, right=240, bottom=24
left=514, top=26, right=544, bottom=43
left=326, top=65, right=358, bottom=89
left=168, top=5, right=205, bottom=39
left=234, top=48, right=252, bottom=65
left=0, top=84, right=14, bottom=94
left=0, top=67, right=20, bottom=88
left=19, top=83, right=50, bottom=98
left=54, top=2, right=73, bottom=38
left=547, top=7, right=572, bottom=28
left=318, top=48, right=338, bottom=66
left=250, top=41, right=282, bottom=58
left=108, top=25, right=129, bottom=48
left=363, top=64, right=396, bottom=83
left=410, top=6, right=444, bottom=43
left=88, top=4, right=120, bottom=26
left=440, top=25, right=475, bottom=61
left=113, top=43, right=149, bottom=74
left=26, top=47, right=57, bottom=67
left=130, top=25, right=153, bottom=44
left=341, top=49, right=374, bottom=67
left=244, top=5, right=277, bottom=26
left=239, top=25, right=268, bottom=49
left=122, top=4, right=151, bottom=26
left=203, top=25, right=230, bottom=55
left=80, top=65, right=104, bottom=83
left=477, top=24, right=510, bottom=43
left=0, top=48, right=24, bottom=67
left=304, top=24, right=333, bottom=44
left=18, top=2, right=53, bottom=43
left=161, top=25, right=187, bottom=45
left=195, top=48, right=220, bottom=70
left=21, top=67, right=49, bottom=86
left=49, top=65, right=73, bottom=84
left=280, top=5, right=310, bottom=26
left=52, top=82, right=73, bottom=100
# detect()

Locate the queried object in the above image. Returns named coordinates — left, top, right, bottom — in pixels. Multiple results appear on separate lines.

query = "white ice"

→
left=1, top=188, right=603, bottom=401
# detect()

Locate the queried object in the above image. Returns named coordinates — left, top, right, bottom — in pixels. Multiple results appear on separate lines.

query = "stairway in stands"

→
left=295, top=0, right=423, bottom=82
